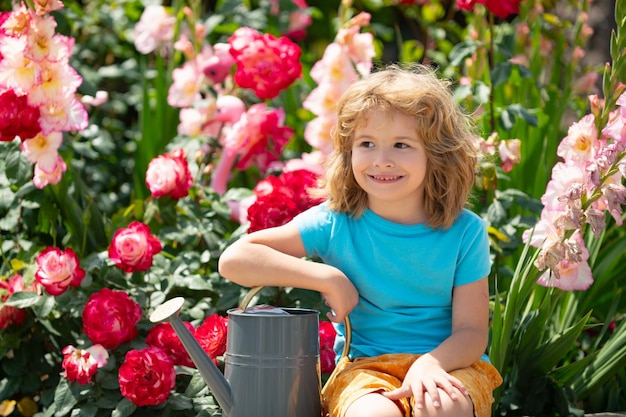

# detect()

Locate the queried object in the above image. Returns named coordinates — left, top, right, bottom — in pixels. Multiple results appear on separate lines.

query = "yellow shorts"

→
left=321, top=353, right=503, bottom=417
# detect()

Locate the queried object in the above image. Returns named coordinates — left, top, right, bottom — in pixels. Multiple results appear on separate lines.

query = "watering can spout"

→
left=149, top=297, right=234, bottom=415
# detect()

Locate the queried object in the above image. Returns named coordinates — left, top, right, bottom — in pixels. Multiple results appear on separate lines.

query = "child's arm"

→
left=218, top=221, right=358, bottom=322
left=383, top=277, right=489, bottom=408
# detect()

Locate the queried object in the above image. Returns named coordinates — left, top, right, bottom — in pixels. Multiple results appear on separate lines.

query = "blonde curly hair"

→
left=318, top=64, right=478, bottom=229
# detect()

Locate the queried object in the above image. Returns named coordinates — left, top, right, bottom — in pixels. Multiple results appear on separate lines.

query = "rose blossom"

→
left=118, top=347, right=176, bottom=407
left=228, top=27, right=302, bottom=100
left=195, top=313, right=228, bottom=364
left=210, top=103, right=294, bottom=194
left=145, top=148, right=193, bottom=199
left=61, top=344, right=108, bottom=384
left=82, top=288, right=142, bottom=349
left=0, top=274, right=28, bottom=329
left=319, top=320, right=337, bottom=374
left=456, top=0, right=523, bottom=19
left=0, top=89, right=41, bottom=141
left=146, top=322, right=196, bottom=368
left=35, top=247, right=85, bottom=296
left=108, top=221, right=162, bottom=272
left=247, top=169, right=324, bottom=232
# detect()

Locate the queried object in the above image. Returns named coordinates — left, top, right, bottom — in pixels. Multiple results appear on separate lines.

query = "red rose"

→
left=146, top=322, right=196, bottom=368
left=118, top=347, right=176, bottom=407
left=247, top=169, right=324, bottom=233
left=0, top=274, right=28, bottom=329
left=61, top=344, right=109, bottom=384
left=82, top=288, right=142, bottom=349
left=0, top=89, right=41, bottom=142
left=35, top=247, right=85, bottom=296
left=108, top=221, right=162, bottom=272
left=247, top=192, right=301, bottom=233
left=319, top=320, right=337, bottom=374
left=228, top=27, right=302, bottom=100
left=195, top=314, right=228, bottom=364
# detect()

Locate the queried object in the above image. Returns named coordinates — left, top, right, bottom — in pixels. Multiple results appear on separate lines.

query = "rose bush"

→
left=0, top=0, right=625, bottom=417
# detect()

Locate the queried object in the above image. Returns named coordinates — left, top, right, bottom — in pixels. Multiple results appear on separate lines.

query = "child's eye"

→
left=394, top=142, right=409, bottom=149
left=358, top=141, right=374, bottom=148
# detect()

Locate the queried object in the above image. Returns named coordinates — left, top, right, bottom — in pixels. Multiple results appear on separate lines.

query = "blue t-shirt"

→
left=293, top=202, right=492, bottom=360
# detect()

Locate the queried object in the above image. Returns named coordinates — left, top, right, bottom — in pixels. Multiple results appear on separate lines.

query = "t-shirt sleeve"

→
left=292, top=202, right=334, bottom=258
left=454, top=213, right=492, bottom=286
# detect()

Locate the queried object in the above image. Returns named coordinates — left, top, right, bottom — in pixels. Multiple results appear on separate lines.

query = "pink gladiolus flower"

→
left=61, top=344, right=108, bottom=384
left=82, top=288, right=142, bottom=349
left=195, top=314, right=228, bottom=365
left=20, top=131, right=62, bottom=171
left=133, top=5, right=175, bottom=55
left=38, top=95, right=89, bottom=134
left=167, top=59, right=203, bottom=107
left=108, top=221, right=162, bottom=273
left=319, top=320, right=337, bottom=374
left=145, top=148, right=193, bottom=199
left=118, top=347, right=176, bottom=407
left=230, top=104, right=293, bottom=172
left=199, top=43, right=235, bottom=85
left=335, top=13, right=375, bottom=76
left=0, top=274, right=28, bottom=329
left=602, top=92, right=626, bottom=144
left=33, top=155, right=66, bottom=188
left=536, top=232, right=593, bottom=290
left=557, top=114, right=598, bottom=164
left=35, top=247, right=85, bottom=296
left=228, top=27, right=302, bottom=100
left=146, top=322, right=196, bottom=368
left=498, top=139, right=521, bottom=172
left=211, top=103, right=293, bottom=194
left=0, top=89, right=41, bottom=141
left=32, top=0, right=64, bottom=15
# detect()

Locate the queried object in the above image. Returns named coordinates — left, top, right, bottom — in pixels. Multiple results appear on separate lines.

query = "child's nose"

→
left=374, top=150, right=394, bottom=167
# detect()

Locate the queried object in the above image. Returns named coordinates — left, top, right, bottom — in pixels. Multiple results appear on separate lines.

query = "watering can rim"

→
left=227, top=305, right=320, bottom=317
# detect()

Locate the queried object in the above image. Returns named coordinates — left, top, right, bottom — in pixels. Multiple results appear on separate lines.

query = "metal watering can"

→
left=149, top=286, right=351, bottom=417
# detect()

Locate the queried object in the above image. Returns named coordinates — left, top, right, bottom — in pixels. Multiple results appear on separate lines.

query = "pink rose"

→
left=145, top=148, right=193, bottom=199
left=108, top=221, right=162, bottom=272
left=82, top=288, right=142, bottom=349
left=319, top=320, right=337, bottom=374
left=195, top=314, right=228, bottom=364
left=146, top=322, right=196, bottom=368
left=35, top=247, right=85, bottom=296
left=62, top=344, right=109, bottom=384
left=118, top=347, right=176, bottom=406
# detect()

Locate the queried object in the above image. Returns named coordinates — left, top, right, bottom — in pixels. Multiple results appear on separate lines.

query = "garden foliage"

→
left=1, top=0, right=625, bottom=416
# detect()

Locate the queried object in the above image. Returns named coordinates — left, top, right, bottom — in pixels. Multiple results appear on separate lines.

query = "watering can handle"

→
left=240, top=286, right=351, bottom=361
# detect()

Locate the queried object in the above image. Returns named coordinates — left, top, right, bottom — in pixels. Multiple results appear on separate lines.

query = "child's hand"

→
left=320, top=267, right=358, bottom=323
left=382, top=354, right=468, bottom=409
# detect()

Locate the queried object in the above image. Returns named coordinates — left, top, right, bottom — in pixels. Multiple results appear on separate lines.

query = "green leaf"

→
left=53, top=379, right=78, bottom=417
left=449, top=41, right=478, bottom=66
left=168, top=393, right=193, bottom=410
left=111, top=398, right=136, bottom=417
left=70, top=404, right=98, bottom=417
left=185, top=372, right=209, bottom=397
left=534, top=311, right=591, bottom=375
left=491, top=62, right=513, bottom=87
left=5, top=291, right=40, bottom=308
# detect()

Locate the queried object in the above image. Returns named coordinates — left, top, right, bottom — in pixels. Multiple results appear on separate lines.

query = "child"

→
left=218, top=65, right=502, bottom=417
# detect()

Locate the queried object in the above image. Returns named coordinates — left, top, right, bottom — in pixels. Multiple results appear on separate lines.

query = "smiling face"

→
left=351, top=109, right=429, bottom=224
